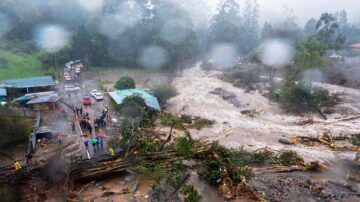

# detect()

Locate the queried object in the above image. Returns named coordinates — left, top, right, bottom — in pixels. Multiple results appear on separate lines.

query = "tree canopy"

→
left=114, top=76, right=136, bottom=90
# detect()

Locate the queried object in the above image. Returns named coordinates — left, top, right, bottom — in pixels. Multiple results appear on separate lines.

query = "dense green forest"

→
left=0, top=0, right=359, bottom=79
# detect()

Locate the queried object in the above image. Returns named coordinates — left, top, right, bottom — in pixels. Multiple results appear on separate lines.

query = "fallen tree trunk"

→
left=252, top=161, right=321, bottom=174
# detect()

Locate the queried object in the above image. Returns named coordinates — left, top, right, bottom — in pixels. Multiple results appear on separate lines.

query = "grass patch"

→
left=0, top=115, right=34, bottom=151
left=0, top=50, right=54, bottom=80
left=181, top=185, right=202, bottom=202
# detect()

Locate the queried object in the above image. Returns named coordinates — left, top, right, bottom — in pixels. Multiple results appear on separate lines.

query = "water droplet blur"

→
left=76, top=0, right=104, bottom=13
left=139, top=46, right=168, bottom=70
left=161, top=19, right=191, bottom=45
left=207, top=44, right=238, bottom=68
left=259, top=39, right=293, bottom=67
left=33, top=25, right=70, bottom=53
left=99, top=1, right=142, bottom=39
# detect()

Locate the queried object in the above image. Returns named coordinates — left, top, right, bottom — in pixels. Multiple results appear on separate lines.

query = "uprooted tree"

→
left=69, top=106, right=320, bottom=201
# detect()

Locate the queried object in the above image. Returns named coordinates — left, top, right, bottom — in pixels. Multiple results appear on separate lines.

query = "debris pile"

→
left=251, top=172, right=360, bottom=201
left=159, top=113, right=215, bottom=130
left=210, top=87, right=248, bottom=108
left=68, top=128, right=323, bottom=201
left=240, top=108, right=263, bottom=118
left=289, top=131, right=360, bottom=151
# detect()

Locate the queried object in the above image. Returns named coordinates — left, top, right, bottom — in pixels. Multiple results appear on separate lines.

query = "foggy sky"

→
left=203, top=0, right=360, bottom=26
left=259, top=0, right=360, bottom=25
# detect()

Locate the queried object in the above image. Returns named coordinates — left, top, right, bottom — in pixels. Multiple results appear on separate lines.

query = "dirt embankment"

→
left=168, top=62, right=360, bottom=163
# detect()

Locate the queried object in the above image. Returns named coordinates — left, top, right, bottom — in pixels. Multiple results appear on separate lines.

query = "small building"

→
left=0, top=88, right=6, bottom=102
left=16, top=91, right=59, bottom=110
left=1, top=76, right=55, bottom=97
left=109, top=88, right=161, bottom=111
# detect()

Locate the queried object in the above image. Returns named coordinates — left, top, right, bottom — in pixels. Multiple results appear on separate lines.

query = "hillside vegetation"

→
left=0, top=49, right=54, bottom=80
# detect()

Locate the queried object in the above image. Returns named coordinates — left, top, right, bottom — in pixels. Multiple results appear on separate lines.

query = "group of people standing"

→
left=83, top=131, right=106, bottom=154
left=77, top=107, right=110, bottom=156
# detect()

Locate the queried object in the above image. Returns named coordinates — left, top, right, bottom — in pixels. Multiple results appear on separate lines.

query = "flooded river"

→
left=168, top=63, right=360, bottom=162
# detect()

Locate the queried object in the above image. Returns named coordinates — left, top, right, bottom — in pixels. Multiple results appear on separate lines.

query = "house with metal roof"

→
left=15, top=91, right=59, bottom=110
left=0, top=76, right=55, bottom=96
left=109, top=89, right=161, bottom=111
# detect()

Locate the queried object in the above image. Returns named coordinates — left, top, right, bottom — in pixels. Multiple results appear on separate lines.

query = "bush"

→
left=0, top=115, right=34, bottom=150
left=274, top=81, right=337, bottom=113
left=199, top=143, right=255, bottom=186
left=114, top=76, right=136, bottom=90
left=181, top=114, right=192, bottom=124
left=181, top=185, right=202, bottom=202
left=276, top=151, right=300, bottom=166
left=151, top=84, right=177, bottom=106
left=193, top=118, right=215, bottom=130
left=159, top=113, right=185, bottom=130
left=200, top=61, right=216, bottom=70
left=174, top=136, right=195, bottom=159
left=227, top=68, right=261, bottom=85
left=119, top=95, right=146, bottom=118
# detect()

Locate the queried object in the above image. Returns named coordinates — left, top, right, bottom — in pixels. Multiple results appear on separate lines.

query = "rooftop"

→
left=109, top=88, right=161, bottom=111
left=15, top=91, right=59, bottom=104
left=26, top=92, right=59, bottom=105
left=0, top=76, right=55, bottom=88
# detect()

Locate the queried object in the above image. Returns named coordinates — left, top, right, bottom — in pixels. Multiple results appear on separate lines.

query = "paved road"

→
left=62, top=73, right=114, bottom=160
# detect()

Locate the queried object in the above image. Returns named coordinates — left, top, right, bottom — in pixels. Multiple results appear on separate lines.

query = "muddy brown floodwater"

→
left=168, top=62, right=360, bottom=163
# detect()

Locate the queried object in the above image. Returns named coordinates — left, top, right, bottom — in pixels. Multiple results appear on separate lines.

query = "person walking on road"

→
left=94, top=119, right=98, bottom=131
left=57, top=132, right=63, bottom=145
left=84, top=138, right=90, bottom=152
left=61, top=108, right=66, bottom=119
left=88, top=124, right=92, bottom=135
left=97, top=130, right=105, bottom=149
left=80, top=107, right=83, bottom=116
left=95, top=134, right=100, bottom=149
left=25, top=153, right=30, bottom=174
left=71, top=121, right=76, bottom=134
left=14, top=160, right=22, bottom=177
left=91, top=137, right=98, bottom=154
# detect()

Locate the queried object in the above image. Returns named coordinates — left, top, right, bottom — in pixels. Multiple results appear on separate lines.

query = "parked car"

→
left=90, top=89, right=104, bottom=100
left=82, top=95, right=91, bottom=105
left=64, top=75, right=71, bottom=81
left=328, top=54, right=344, bottom=61
left=75, top=67, right=81, bottom=74
left=64, top=85, right=80, bottom=92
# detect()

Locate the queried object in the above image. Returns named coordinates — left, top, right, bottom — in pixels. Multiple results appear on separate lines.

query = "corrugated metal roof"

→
left=16, top=91, right=56, bottom=101
left=0, top=88, right=6, bottom=96
left=26, top=92, right=59, bottom=104
left=109, top=89, right=160, bottom=111
left=1, top=76, right=55, bottom=88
